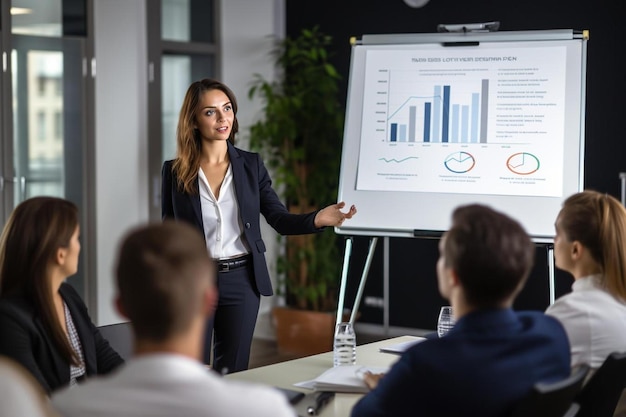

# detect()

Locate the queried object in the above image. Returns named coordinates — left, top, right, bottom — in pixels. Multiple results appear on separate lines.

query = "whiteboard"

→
left=336, top=30, right=588, bottom=242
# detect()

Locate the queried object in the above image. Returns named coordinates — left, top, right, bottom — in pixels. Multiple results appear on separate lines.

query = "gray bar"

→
left=409, top=106, right=416, bottom=142
left=480, top=79, right=489, bottom=143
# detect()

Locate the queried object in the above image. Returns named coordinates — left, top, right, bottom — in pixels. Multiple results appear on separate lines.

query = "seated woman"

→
left=546, top=190, right=626, bottom=416
left=0, top=197, right=124, bottom=393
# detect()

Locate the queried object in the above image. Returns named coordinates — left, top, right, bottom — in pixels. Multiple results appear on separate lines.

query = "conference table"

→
left=226, top=335, right=422, bottom=417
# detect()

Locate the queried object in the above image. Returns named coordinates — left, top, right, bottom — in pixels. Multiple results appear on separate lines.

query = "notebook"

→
left=378, top=337, right=427, bottom=354
left=303, top=365, right=389, bottom=393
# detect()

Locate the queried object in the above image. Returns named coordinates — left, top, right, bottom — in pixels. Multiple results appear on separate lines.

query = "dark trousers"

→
left=203, top=263, right=260, bottom=374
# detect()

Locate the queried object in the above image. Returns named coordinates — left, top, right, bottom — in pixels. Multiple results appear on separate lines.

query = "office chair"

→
left=509, top=364, right=590, bottom=417
left=574, top=351, right=626, bottom=417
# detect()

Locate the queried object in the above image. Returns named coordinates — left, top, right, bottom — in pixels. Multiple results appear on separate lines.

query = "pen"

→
left=307, top=391, right=335, bottom=415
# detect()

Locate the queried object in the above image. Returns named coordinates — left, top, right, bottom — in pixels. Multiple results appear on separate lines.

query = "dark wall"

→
left=286, top=0, right=625, bottom=330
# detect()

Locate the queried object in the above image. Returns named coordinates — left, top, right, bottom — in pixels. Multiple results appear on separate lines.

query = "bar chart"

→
left=388, top=79, right=489, bottom=144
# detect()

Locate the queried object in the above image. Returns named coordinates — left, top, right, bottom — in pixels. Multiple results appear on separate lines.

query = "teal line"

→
left=388, top=95, right=442, bottom=120
left=378, top=156, right=419, bottom=163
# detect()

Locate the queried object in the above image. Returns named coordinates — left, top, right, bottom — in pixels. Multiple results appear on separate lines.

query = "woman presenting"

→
left=161, top=78, right=356, bottom=374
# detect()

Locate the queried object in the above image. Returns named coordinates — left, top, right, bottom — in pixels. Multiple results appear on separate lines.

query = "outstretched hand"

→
left=314, top=202, right=357, bottom=228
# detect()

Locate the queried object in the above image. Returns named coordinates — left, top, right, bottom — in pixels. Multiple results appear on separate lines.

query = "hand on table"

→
left=362, top=371, right=385, bottom=390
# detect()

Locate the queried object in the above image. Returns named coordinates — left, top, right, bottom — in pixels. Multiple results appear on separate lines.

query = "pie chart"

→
left=444, top=151, right=475, bottom=174
left=506, top=152, right=540, bottom=175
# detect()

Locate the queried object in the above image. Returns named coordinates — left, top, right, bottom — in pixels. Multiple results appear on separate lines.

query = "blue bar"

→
left=424, top=102, right=431, bottom=143
left=451, top=104, right=459, bottom=143
left=442, top=85, right=450, bottom=143
left=390, top=123, right=397, bottom=142
left=461, top=105, right=469, bottom=143
left=399, top=124, right=407, bottom=142
left=433, top=85, right=441, bottom=143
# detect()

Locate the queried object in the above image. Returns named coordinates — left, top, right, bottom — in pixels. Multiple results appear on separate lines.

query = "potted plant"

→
left=247, top=26, right=345, bottom=355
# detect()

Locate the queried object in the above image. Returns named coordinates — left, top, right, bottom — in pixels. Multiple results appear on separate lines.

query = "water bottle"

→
left=334, top=322, right=356, bottom=366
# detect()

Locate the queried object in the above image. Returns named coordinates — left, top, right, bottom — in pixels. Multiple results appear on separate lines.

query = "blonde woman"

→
left=546, top=190, right=626, bottom=370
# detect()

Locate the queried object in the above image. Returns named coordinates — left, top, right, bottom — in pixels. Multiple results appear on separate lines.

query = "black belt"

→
left=216, top=254, right=250, bottom=272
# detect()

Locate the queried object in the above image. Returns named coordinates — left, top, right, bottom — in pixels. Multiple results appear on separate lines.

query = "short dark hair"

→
left=115, top=221, right=215, bottom=341
left=444, top=204, right=534, bottom=307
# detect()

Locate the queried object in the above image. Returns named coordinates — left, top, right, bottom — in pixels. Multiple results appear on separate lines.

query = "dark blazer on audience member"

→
left=161, top=141, right=321, bottom=296
left=0, top=283, right=124, bottom=393
left=351, top=308, right=571, bottom=417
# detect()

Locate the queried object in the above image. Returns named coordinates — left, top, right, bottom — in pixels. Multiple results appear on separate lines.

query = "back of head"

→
left=558, top=190, right=626, bottom=299
left=444, top=204, right=534, bottom=307
left=115, top=221, right=215, bottom=341
left=0, top=356, right=59, bottom=417
left=0, top=196, right=78, bottom=298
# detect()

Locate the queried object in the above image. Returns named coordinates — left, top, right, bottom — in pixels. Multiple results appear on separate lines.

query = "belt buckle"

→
left=218, top=262, right=230, bottom=272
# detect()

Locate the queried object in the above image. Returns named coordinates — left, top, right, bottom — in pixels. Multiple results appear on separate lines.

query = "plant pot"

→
left=272, top=306, right=336, bottom=356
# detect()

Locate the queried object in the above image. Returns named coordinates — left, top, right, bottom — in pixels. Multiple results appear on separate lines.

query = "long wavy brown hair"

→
left=0, top=197, right=81, bottom=365
left=172, top=78, right=239, bottom=195
left=558, top=190, right=626, bottom=301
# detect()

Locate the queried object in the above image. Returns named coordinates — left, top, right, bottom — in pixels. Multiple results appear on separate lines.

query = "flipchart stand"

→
left=336, top=236, right=379, bottom=328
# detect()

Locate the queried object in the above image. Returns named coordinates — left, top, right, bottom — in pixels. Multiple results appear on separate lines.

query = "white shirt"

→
left=546, top=274, right=626, bottom=370
left=51, top=354, right=296, bottom=417
left=198, top=166, right=248, bottom=259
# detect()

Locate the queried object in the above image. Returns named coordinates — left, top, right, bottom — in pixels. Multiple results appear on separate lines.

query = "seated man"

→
left=51, top=221, right=295, bottom=417
left=351, top=204, right=571, bottom=417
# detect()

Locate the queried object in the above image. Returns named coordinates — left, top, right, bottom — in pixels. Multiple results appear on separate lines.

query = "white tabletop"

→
left=226, top=335, right=421, bottom=417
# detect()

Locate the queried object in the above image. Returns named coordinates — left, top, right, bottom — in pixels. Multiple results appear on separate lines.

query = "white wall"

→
left=220, top=0, right=285, bottom=340
left=91, top=0, right=283, bottom=337
left=93, top=0, right=149, bottom=325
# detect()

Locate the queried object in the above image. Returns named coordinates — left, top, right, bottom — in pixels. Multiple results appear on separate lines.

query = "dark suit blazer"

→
left=351, top=308, right=571, bottom=417
left=161, top=142, right=322, bottom=296
left=0, top=283, right=124, bottom=394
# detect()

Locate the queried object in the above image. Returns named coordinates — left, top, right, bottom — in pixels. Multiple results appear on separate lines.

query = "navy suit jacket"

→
left=161, top=142, right=322, bottom=296
left=0, top=283, right=124, bottom=393
left=351, top=308, right=571, bottom=417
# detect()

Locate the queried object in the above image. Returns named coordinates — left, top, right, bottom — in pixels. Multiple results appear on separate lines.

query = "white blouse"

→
left=546, top=274, right=626, bottom=370
left=198, top=166, right=249, bottom=260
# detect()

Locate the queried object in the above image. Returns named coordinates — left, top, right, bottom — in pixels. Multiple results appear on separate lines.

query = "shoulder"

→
left=228, top=144, right=261, bottom=162
left=59, top=283, right=82, bottom=302
left=0, top=357, right=54, bottom=417
left=161, top=159, right=175, bottom=174
left=59, top=284, right=89, bottom=315
left=545, top=292, right=591, bottom=321
left=516, top=310, right=569, bottom=338
left=0, top=296, right=32, bottom=318
left=212, top=380, right=294, bottom=416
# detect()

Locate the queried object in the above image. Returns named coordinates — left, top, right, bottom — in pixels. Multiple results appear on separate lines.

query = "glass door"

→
left=9, top=34, right=85, bottom=207
left=3, top=34, right=87, bottom=294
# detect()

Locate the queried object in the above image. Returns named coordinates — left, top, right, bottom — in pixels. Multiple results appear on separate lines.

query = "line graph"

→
left=387, top=79, right=488, bottom=144
left=378, top=156, right=419, bottom=163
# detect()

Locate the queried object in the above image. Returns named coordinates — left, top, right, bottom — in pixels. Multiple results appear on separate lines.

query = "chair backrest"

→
left=97, top=321, right=134, bottom=361
left=509, top=364, right=590, bottom=417
left=574, top=351, right=626, bottom=417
